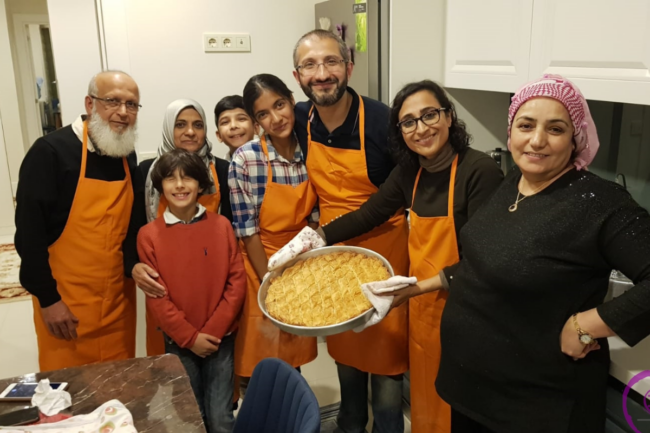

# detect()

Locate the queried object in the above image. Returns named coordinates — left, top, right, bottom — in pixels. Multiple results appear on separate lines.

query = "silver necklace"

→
left=509, top=167, right=574, bottom=212
left=508, top=191, right=530, bottom=212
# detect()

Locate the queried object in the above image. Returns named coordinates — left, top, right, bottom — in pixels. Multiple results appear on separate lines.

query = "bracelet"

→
left=572, top=313, right=596, bottom=345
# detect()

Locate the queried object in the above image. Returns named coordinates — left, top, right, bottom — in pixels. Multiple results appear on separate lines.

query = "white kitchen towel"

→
left=354, top=276, right=417, bottom=332
left=0, top=400, right=137, bottom=432
left=31, top=379, right=71, bottom=416
left=267, top=226, right=325, bottom=271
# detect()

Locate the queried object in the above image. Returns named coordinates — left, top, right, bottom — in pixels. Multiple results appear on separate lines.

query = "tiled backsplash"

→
left=588, top=100, right=650, bottom=211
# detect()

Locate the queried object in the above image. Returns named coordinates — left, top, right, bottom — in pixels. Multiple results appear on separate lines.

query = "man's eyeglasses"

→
left=296, top=59, right=348, bottom=77
left=397, top=108, right=447, bottom=133
left=90, top=96, right=142, bottom=113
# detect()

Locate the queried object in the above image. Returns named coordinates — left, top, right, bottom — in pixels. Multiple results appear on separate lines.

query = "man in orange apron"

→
left=15, top=71, right=140, bottom=372
left=293, top=30, right=410, bottom=432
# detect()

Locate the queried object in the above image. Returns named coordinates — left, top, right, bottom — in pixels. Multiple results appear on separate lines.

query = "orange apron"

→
left=408, top=156, right=459, bottom=433
left=306, top=97, right=410, bottom=375
left=32, top=121, right=136, bottom=372
left=234, top=135, right=318, bottom=377
left=146, top=162, right=221, bottom=356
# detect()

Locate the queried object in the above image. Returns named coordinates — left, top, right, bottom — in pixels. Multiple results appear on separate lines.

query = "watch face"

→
left=580, top=334, right=593, bottom=345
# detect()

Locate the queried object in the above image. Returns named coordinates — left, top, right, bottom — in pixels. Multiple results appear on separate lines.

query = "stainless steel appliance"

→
left=605, top=270, right=634, bottom=301
left=486, top=147, right=515, bottom=175
left=314, top=0, right=389, bottom=104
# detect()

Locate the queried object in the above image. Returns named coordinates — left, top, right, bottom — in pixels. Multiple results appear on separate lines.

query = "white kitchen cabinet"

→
left=445, top=0, right=534, bottom=93
left=445, top=0, right=650, bottom=104
left=529, top=0, right=650, bottom=105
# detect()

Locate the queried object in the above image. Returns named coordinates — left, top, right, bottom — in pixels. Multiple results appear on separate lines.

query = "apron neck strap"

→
left=447, top=155, right=459, bottom=216
left=357, top=96, right=365, bottom=152
left=82, top=120, right=130, bottom=176
left=411, top=168, right=423, bottom=205
left=307, top=105, right=314, bottom=153
left=306, top=94, right=365, bottom=151
left=260, top=135, right=273, bottom=183
left=411, top=154, right=459, bottom=216
left=81, top=121, right=90, bottom=176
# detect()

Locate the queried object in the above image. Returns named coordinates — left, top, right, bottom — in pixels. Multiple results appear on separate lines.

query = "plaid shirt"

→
left=228, top=136, right=319, bottom=238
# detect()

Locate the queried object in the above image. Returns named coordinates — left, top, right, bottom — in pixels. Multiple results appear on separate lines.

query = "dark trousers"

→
left=334, top=362, right=404, bottom=433
left=165, top=333, right=235, bottom=433
left=451, top=408, right=496, bottom=433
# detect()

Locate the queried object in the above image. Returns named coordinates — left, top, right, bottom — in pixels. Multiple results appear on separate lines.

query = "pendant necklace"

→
left=509, top=167, right=574, bottom=212
left=508, top=191, right=530, bottom=212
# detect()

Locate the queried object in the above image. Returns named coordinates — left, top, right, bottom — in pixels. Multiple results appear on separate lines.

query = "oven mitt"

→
left=267, top=226, right=326, bottom=271
left=31, top=379, right=71, bottom=416
left=354, top=276, right=417, bottom=332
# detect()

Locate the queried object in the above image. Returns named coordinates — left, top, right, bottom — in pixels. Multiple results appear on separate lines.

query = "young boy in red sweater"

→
left=137, top=149, right=246, bottom=433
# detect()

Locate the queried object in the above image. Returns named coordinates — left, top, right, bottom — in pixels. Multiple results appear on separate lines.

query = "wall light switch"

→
left=236, top=36, right=250, bottom=51
left=203, top=33, right=251, bottom=52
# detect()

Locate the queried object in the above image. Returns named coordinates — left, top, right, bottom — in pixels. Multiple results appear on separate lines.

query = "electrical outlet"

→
left=203, top=33, right=251, bottom=52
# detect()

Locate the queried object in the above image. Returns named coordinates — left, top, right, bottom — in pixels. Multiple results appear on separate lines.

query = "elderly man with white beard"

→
left=15, top=70, right=141, bottom=371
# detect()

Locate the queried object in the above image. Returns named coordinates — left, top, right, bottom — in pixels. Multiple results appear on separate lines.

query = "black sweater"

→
left=323, top=148, right=504, bottom=254
left=14, top=125, right=139, bottom=308
left=436, top=168, right=650, bottom=433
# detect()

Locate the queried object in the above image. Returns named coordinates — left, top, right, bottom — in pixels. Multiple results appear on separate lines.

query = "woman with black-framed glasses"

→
left=275, top=79, right=503, bottom=432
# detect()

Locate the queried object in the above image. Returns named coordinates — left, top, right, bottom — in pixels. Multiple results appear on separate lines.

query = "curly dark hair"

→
left=151, top=148, right=213, bottom=195
left=389, top=80, right=472, bottom=169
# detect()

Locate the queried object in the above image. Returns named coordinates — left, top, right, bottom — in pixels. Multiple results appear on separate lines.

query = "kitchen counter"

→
left=606, top=272, right=650, bottom=399
left=0, top=354, right=205, bottom=432
left=608, top=335, right=650, bottom=397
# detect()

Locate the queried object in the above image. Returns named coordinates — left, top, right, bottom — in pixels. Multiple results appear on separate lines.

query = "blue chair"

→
left=233, top=358, right=321, bottom=433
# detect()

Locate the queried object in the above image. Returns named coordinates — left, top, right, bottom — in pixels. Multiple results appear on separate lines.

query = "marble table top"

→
left=0, top=355, right=206, bottom=432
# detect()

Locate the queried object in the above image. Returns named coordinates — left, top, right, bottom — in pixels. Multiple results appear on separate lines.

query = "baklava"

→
left=265, top=252, right=390, bottom=327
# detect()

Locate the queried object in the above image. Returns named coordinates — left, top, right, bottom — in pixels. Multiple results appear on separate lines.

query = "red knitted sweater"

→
left=137, top=212, right=246, bottom=348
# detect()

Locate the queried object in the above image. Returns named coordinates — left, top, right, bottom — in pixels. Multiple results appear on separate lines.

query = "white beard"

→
left=87, top=109, right=137, bottom=157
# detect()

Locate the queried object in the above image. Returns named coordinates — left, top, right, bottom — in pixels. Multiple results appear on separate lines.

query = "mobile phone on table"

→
left=0, top=382, right=68, bottom=402
left=0, top=406, right=40, bottom=426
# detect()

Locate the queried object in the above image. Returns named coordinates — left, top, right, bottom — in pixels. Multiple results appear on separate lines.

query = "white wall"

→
left=390, top=0, right=510, bottom=152
left=0, top=0, right=16, bottom=233
left=0, top=0, right=28, bottom=189
left=46, top=0, right=102, bottom=126
left=5, top=0, right=48, bottom=156
left=0, top=119, right=17, bottom=236
left=100, top=0, right=321, bottom=158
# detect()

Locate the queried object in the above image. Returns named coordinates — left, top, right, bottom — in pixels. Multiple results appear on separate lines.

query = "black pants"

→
left=452, top=409, right=496, bottom=433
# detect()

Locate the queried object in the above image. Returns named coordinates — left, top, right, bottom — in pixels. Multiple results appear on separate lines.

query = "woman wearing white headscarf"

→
left=132, top=98, right=232, bottom=356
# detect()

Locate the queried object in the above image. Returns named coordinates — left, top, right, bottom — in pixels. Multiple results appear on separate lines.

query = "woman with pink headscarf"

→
left=391, top=75, right=650, bottom=432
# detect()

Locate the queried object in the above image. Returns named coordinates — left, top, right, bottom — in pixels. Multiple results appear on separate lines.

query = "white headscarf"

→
left=144, top=99, right=215, bottom=222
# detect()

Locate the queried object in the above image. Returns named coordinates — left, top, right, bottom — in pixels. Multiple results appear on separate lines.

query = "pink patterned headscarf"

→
left=507, top=74, right=599, bottom=170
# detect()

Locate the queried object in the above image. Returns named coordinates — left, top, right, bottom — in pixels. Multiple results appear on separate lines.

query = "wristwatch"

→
left=572, top=313, right=596, bottom=345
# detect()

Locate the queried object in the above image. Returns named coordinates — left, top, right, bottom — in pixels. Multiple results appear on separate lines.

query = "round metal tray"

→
left=258, top=246, right=394, bottom=337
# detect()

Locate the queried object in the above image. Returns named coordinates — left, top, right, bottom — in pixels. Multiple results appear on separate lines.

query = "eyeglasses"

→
left=90, top=96, right=142, bottom=113
left=397, top=108, right=447, bottom=133
left=296, top=59, right=348, bottom=77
